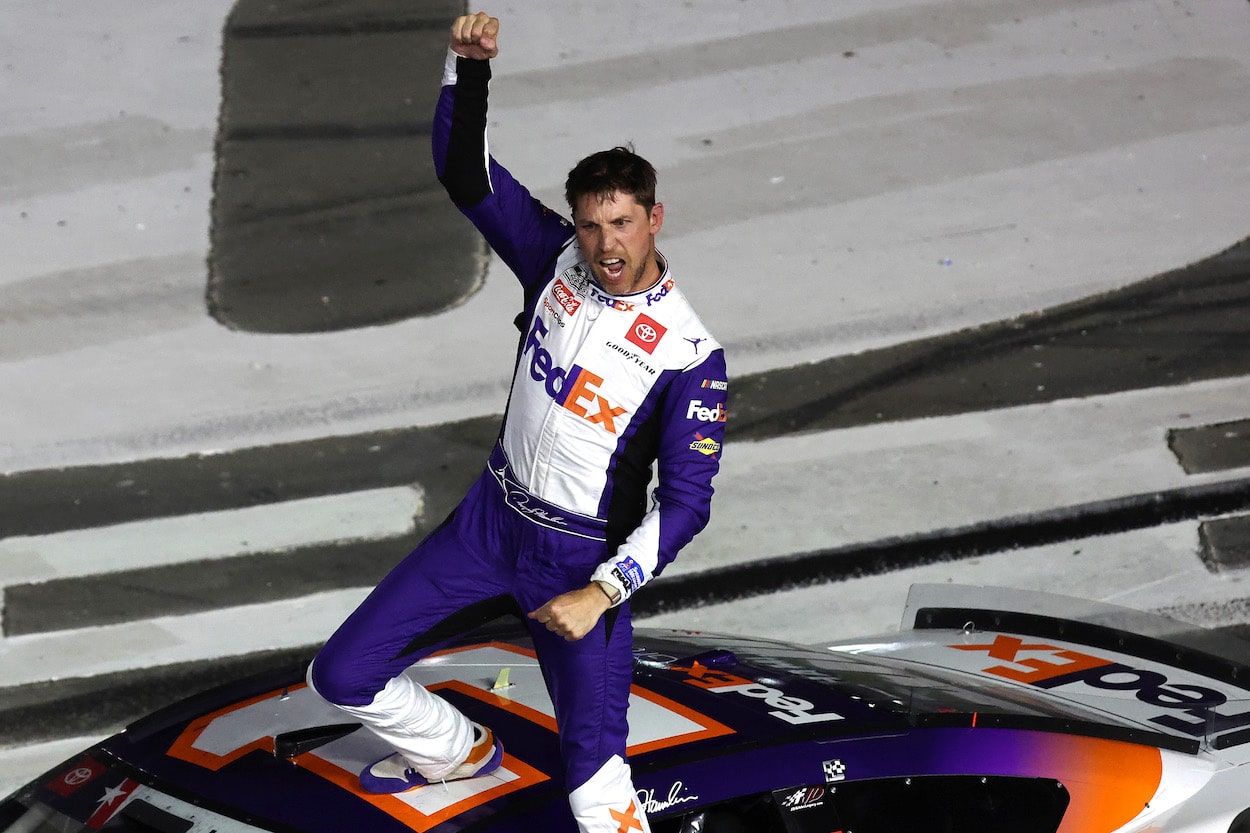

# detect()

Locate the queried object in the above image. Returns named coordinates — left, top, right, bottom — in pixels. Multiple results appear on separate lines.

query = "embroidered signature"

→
left=508, top=490, right=568, bottom=526
left=494, top=465, right=568, bottom=526
left=636, top=781, right=699, bottom=814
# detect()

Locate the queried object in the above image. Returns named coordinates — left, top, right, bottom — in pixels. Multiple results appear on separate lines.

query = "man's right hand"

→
left=449, top=12, right=499, bottom=60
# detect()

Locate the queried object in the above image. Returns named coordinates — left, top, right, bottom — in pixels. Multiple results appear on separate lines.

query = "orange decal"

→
left=1052, top=736, right=1162, bottom=833
left=166, top=640, right=735, bottom=830
left=295, top=749, right=547, bottom=833
left=434, top=679, right=558, bottom=732
left=951, top=634, right=1114, bottom=683
left=166, top=684, right=306, bottom=771
left=611, top=800, right=645, bottom=833
left=626, top=685, right=735, bottom=756
left=674, top=666, right=753, bottom=690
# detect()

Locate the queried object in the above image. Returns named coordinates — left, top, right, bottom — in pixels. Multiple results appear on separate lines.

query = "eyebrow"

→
left=577, top=213, right=632, bottom=226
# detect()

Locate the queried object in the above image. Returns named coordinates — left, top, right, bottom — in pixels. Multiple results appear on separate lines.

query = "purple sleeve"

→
left=431, top=55, right=574, bottom=292
left=651, top=348, right=729, bottom=573
left=591, top=348, right=728, bottom=601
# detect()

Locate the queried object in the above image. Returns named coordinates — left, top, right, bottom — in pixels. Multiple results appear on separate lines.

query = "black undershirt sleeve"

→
left=440, top=57, right=494, bottom=208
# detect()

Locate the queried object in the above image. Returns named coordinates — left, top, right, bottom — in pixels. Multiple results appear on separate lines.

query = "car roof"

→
left=49, top=612, right=1219, bottom=833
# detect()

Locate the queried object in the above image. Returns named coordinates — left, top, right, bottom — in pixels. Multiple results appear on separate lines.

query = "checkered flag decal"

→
left=823, top=759, right=846, bottom=782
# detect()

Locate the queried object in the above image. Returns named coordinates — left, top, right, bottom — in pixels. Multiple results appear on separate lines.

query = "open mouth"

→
left=600, top=258, right=625, bottom=281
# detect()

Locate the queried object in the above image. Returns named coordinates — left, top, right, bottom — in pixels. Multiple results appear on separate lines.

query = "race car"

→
left=6, top=584, right=1250, bottom=833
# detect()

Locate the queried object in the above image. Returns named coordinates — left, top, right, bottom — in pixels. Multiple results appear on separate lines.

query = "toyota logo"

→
left=634, top=323, right=658, bottom=343
left=63, top=766, right=95, bottom=786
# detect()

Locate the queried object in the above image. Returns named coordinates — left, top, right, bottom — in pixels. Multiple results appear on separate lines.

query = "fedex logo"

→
left=591, top=287, right=636, bottom=312
left=686, top=399, right=727, bottom=423
left=524, top=318, right=628, bottom=433
left=953, top=634, right=1250, bottom=737
left=646, top=278, right=676, bottom=307
left=675, top=664, right=843, bottom=725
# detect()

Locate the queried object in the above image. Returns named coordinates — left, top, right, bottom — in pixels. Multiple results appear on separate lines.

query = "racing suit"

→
left=309, top=49, right=728, bottom=833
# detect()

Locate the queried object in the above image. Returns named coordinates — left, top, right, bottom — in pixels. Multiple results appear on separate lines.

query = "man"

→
left=308, top=12, right=728, bottom=833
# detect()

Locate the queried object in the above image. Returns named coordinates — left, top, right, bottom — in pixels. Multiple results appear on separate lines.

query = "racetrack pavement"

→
left=3, top=0, right=1250, bottom=793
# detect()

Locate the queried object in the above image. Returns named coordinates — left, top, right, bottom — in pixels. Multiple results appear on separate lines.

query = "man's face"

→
left=573, top=191, right=664, bottom=295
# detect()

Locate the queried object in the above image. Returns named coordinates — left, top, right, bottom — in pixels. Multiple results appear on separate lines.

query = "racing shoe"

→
left=359, top=723, right=503, bottom=794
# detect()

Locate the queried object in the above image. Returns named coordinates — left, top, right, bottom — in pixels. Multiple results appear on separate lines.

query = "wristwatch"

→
left=594, top=580, right=622, bottom=606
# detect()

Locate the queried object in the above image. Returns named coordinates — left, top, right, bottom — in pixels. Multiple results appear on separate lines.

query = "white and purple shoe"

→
left=359, top=723, right=504, bottom=794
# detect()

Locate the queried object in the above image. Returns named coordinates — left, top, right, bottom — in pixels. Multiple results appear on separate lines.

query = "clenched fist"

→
left=528, top=583, right=614, bottom=642
left=450, top=12, right=499, bottom=60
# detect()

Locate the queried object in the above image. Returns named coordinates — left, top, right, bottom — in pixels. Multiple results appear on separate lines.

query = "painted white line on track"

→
left=673, top=376, right=1250, bottom=578
left=0, top=588, right=370, bottom=688
left=0, top=486, right=423, bottom=587
left=640, top=522, right=1247, bottom=646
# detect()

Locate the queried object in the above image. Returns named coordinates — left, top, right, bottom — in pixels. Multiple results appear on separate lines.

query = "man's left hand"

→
left=528, top=583, right=613, bottom=641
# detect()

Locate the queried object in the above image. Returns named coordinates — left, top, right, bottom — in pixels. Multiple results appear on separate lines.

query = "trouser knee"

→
left=306, top=647, right=378, bottom=707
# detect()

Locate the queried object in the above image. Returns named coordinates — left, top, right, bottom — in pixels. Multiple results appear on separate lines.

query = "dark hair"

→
left=564, top=145, right=657, bottom=215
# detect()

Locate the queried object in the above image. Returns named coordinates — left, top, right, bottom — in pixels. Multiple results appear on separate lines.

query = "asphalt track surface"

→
left=3, top=235, right=1249, bottom=747
left=3, top=0, right=1250, bottom=789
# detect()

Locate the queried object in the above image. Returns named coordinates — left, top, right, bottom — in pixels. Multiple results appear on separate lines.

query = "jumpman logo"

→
left=684, top=337, right=706, bottom=354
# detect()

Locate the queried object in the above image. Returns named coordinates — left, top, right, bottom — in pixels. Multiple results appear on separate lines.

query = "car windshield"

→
left=1, top=758, right=260, bottom=833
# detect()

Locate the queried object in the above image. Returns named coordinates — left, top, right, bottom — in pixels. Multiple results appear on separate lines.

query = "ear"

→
left=649, top=202, right=664, bottom=235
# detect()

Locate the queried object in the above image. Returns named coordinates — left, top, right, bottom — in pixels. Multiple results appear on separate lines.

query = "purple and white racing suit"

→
left=309, top=49, right=728, bottom=833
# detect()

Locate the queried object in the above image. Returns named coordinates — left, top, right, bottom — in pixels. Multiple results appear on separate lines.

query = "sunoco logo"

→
left=690, top=437, right=721, bottom=456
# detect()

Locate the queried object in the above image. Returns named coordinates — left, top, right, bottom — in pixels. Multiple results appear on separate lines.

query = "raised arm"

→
left=449, top=11, right=499, bottom=60
left=433, top=13, right=573, bottom=292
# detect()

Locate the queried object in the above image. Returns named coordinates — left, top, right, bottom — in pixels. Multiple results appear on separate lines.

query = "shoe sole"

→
left=359, top=739, right=505, bottom=794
